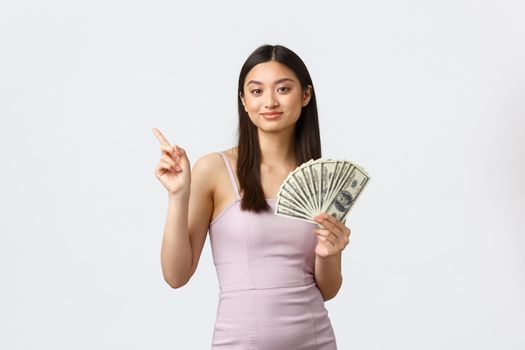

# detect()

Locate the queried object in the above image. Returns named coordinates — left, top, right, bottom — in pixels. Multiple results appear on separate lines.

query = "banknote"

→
left=324, top=166, right=369, bottom=221
left=275, top=158, right=370, bottom=225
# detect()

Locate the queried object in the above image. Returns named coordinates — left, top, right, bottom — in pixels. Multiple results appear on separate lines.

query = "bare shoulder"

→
left=191, top=152, right=224, bottom=190
left=191, top=147, right=239, bottom=196
left=192, top=151, right=223, bottom=172
left=220, top=146, right=239, bottom=169
left=193, top=148, right=238, bottom=170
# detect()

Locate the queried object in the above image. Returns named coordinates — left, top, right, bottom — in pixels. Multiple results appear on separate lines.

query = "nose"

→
left=265, top=91, right=279, bottom=109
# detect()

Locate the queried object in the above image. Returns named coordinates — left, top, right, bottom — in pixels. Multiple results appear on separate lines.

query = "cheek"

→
left=244, top=97, right=262, bottom=111
left=283, top=93, right=304, bottom=107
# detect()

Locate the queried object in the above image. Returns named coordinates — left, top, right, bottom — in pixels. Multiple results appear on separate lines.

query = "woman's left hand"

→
left=312, top=213, right=351, bottom=258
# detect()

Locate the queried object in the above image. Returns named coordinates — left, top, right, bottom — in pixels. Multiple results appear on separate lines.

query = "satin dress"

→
left=207, top=152, right=337, bottom=349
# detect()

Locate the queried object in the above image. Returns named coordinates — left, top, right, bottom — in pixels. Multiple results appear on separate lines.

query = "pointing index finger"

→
left=152, top=128, right=171, bottom=146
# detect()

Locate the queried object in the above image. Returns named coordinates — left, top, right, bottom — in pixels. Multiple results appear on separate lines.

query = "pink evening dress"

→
left=207, top=152, right=338, bottom=349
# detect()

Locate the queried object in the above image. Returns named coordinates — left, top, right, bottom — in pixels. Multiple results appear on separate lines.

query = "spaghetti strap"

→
left=218, top=152, right=241, bottom=200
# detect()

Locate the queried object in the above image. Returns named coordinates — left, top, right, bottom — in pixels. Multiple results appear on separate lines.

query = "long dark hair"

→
left=236, top=44, right=321, bottom=212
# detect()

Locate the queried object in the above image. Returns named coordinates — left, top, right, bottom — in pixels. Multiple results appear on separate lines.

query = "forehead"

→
left=244, top=61, right=298, bottom=85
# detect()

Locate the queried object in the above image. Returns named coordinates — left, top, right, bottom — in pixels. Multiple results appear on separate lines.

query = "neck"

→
left=257, top=127, right=296, bottom=169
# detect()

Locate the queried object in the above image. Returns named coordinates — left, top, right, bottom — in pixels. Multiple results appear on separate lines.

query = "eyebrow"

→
left=247, top=78, right=295, bottom=86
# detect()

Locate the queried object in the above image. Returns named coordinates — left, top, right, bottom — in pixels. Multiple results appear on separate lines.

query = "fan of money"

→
left=275, top=158, right=370, bottom=224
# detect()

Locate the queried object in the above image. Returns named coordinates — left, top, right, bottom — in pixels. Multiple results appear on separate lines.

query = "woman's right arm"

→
left=153, top=129, right=215, bottom=288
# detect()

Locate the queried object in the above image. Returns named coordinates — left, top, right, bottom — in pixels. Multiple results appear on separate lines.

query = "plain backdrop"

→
left=1, top=0, right=524, bottom=349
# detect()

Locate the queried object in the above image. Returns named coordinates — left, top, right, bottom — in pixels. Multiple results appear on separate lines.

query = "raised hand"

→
left=152, top=128, right=191, bottom=198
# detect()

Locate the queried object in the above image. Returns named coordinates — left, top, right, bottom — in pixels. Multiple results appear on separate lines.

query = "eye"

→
left=277, top=87, right=290, bottom=93
left=250, top=89, right=262, bottom=95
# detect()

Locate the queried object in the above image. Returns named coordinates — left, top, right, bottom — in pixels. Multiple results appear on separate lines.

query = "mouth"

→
left=260, top=112, right=283, bottom=119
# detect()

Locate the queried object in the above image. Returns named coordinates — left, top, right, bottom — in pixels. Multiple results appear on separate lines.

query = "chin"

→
left=257, top=122, right=296, bottom=134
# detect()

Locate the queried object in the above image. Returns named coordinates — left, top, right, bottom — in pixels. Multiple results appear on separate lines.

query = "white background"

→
left=1, top=0, right=524, bottom=349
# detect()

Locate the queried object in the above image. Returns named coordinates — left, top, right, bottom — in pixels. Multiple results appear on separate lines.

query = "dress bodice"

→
left=208, top=153, right=318, bottom=292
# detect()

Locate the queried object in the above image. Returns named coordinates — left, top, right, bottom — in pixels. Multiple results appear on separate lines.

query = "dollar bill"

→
left=299, top=165, right=318, bottom=214
left=289, top=171, right=316, bottom=215
left=319, top=160, right=338, bottom=209
left=276, top=196, right=313, bottom=218
left=279, top=176, right=313, bottom=216
left=275, top=158, right=371, bottom=224
left=324, top=166, right=369, bottom=221
left=302, top=163, right=320, bottom=214
left=275, top=203, right=317, bottom=224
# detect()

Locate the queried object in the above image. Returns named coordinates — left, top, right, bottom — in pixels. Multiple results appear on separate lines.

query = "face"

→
left=240, top=60, right=312, bottom=133
left=337, top=193, right=351, bottom=206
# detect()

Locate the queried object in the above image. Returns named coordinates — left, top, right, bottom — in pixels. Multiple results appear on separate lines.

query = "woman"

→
left=153, top=44, right=351, bottom=349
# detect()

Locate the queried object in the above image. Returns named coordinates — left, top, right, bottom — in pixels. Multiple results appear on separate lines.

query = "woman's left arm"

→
left=312, top=213, right=351, bottom=301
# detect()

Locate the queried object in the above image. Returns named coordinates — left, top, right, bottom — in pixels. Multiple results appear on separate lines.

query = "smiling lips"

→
left=260, top=112, right=283, bottom=119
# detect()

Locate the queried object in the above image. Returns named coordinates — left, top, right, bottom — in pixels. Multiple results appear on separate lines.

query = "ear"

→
left=239, top=91, right=247, bottom=112
left=302, top=85, right=313, bottom=107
